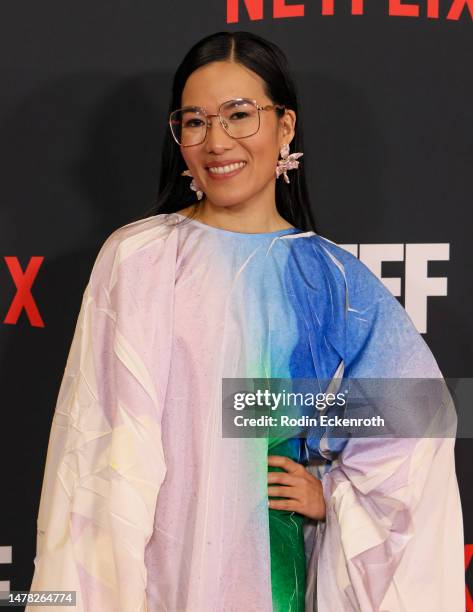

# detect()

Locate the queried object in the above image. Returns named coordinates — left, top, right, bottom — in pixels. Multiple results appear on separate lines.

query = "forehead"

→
left=181, top=61, right=269, bottom=109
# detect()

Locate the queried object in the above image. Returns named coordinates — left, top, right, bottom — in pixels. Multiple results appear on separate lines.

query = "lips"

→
left=205, top=159, right=247, bottom=168
left=206, top=161, right=247, bottom=180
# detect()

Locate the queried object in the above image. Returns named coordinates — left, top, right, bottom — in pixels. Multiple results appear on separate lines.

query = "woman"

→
left=28, top=31, right=464, bottom=611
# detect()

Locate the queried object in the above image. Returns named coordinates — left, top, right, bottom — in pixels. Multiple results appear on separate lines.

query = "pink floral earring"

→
left=181, top=169, right=204, bottom=201
left=276, top=143, right=303, bottom=184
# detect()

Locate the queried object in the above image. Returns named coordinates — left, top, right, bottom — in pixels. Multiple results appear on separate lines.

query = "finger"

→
left=267, top=485, right=300, bottom=501
left=267, top=472, right=300, bottom=487
left=268, top=498, right=303, bottom=512
left=267, top=455, right=303, bottom=474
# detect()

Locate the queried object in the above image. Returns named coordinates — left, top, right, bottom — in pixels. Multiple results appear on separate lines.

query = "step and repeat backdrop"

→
left=0, top=0, right=472, bottom=608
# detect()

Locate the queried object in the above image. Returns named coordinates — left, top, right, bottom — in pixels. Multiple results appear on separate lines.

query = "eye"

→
left=183, top=118, right=204, bottom=128
left=229, top=111, right=248, bottom=120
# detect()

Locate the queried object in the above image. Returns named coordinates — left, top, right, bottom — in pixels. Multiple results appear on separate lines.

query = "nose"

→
left=204, top=114, right=234, bottom=151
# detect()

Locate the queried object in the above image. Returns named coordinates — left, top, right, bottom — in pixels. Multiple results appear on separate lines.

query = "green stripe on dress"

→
left=268, top=437, right=306, bottom=612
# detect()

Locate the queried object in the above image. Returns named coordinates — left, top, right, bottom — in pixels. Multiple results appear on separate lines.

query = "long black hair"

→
left=137, top=30, right=317, bottom=232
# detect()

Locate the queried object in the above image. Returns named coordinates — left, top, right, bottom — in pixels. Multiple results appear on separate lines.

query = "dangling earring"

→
left=275, top=143, right=304, bottom=184
left=181, top=169, right=204, bottom=201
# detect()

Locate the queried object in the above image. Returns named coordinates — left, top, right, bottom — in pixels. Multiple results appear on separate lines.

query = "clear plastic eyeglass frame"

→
left=168, top=97, right=286, bottom=147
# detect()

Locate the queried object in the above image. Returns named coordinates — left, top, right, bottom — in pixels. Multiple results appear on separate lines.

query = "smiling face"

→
left=179, top=61, right=296, bottom=211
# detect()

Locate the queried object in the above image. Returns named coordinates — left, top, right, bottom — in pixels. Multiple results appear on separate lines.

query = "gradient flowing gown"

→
left=27, top=212, right=465, bottom=612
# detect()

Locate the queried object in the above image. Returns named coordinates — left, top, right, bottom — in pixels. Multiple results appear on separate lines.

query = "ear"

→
left=279, top=109, right=296, bottom=147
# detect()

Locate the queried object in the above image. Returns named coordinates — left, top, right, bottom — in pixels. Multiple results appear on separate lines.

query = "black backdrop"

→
left=0, top=1, right=472, bottom=608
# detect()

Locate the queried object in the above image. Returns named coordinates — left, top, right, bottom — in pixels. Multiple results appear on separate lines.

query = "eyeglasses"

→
left=168, top=97, right=286, bottom=147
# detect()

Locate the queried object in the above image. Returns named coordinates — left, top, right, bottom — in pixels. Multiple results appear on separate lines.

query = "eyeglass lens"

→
left=170, top=99, right=260, bottom=146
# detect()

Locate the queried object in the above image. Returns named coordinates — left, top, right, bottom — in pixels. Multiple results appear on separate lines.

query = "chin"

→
left=205, top=193, right=253, bottom=208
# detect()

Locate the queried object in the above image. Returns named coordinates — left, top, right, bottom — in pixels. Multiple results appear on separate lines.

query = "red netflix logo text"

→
left=227, top=0, right=473, bottom=22
left=2, top=256, right=44, bottom=328
left=466, top=544, right=473, bottom=610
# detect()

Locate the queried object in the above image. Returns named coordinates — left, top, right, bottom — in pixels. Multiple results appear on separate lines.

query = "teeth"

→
left=208, top=162, right=246, bottom=175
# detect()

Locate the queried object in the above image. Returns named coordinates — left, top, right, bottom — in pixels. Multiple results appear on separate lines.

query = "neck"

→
left=183, top=186, right=293, bottom=233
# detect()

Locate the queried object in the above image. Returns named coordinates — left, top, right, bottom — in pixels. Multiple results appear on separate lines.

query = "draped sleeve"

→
left=26, top=220, right=177, bottom=611
left=304, top=239, right=465, bottom=612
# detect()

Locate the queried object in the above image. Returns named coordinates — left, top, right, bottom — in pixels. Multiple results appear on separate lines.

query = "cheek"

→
left=248, top=136, right=279, bottom=176
left=180, top=148, right=197, bottom=170
left=251, top=145, right=278, bottom=180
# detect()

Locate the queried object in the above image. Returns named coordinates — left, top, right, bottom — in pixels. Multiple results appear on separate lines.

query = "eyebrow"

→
left=180, top=97, right=253, bottom=110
